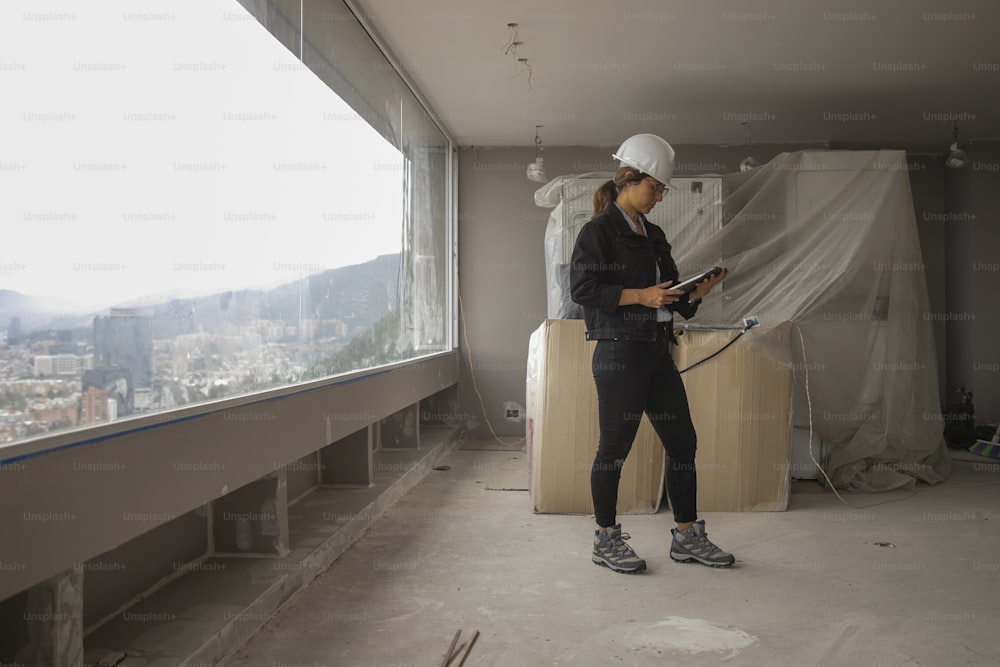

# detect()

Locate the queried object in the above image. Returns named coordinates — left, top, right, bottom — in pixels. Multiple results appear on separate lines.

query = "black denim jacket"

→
left=570, top=202, right=699, bottom=342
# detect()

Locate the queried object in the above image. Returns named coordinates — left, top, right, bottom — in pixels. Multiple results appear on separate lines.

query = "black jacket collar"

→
left=603, top=201, right=647, bottom=237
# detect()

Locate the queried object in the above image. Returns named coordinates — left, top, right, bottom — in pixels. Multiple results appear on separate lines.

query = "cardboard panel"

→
left=673, top=323, right=793, bottom=511
left=526, top=320, right=664, bottom=515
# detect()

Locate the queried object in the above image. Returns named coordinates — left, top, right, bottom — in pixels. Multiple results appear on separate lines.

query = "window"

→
left=0, top=0, right=453, bottom=445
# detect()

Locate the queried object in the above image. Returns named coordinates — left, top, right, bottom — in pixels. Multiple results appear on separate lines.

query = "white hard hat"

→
left=612, top=133, right=676, bottom=189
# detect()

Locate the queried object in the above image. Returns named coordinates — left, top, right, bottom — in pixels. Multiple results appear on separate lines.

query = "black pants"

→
left=591, top=331, right=698, bottom=527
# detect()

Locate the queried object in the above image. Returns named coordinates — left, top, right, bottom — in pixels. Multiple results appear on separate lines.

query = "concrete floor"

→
left=226, top=444, right=1000, bottom=667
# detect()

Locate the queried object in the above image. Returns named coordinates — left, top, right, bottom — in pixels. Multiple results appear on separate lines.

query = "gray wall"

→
left=456, top=147, right=551, bottom=440
left=82, top=510, right=208, bottom=629
left=457, top=144, right=957, bottom=438
left=945, top=142, right=1000, bottom=423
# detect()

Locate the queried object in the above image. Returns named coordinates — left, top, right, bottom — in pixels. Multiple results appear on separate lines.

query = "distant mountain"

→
left=0, top=289, right=29, bottom=315
left=0, top=289, right=87, bottom=316
left=146, top=253, right=400, bottom=338
left=1, top=254, right=401, bottom=339
left=0, top=290, right=99, bottom=333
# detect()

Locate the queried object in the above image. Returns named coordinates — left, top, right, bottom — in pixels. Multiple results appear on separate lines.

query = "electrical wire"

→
left=680, top=319, right=890, bottom=507
left=455, top=298, right=987, bottom=501
left=789, top=322, right=997, bottom=509
left=793, top=321, right=851, bottom=505
left=514, top=58, right=533, bottom=89
left=678, top=320, right=969, bottom=509
left=456, top=273, right=525, bottom=448
left=501, top=23, right=533, bottom=90
left=676, top=329, right=747, bottom=374
left=501, top=23, right=520, bottom=54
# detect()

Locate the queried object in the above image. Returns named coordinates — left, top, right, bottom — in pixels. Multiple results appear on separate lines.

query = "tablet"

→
left=671, top=266, right=723, bottom=294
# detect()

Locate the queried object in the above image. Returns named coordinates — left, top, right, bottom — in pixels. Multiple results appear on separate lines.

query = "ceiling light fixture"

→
left=945, top=120, right=968, bottom=169
left=526, top=125, right=547, bottom=182
left=739, top=121, right=758, bottom=172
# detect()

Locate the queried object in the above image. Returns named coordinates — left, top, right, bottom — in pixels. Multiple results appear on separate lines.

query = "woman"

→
left=570, top=133, right=732, bottom=574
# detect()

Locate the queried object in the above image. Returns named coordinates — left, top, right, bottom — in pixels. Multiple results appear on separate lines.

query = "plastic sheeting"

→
left=534, top=150, right=949, bottom=491
left=535, top=172, right=612, bottom=319
left=535, top=172, right=725, bottom=320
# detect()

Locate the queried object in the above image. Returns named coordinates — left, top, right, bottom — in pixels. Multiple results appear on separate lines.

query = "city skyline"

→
left=0, top=251, right=407, bottom=445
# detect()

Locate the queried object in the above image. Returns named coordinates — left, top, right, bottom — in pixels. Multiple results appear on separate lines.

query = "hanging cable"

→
left=679, top=321, right=989, bottom=508
left=501, top=22, right=533, bottom=90
left=501, top=23, right=520, bottom=54
left=456, top=271, right=524, bottom=448
left=676, top=329, right=747, bottom=374
left=516, top=58, right=534, bottom=89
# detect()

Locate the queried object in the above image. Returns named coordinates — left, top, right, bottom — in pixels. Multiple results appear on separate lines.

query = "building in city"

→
left=93, top=309, right=153, bottom=389
left=80, top=386, right=109, bottom=424
left=81, top=366, right=133, bottom=418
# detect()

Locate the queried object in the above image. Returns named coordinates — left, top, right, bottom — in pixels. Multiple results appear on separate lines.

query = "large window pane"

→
left=0, top=0, right=452, bottom=446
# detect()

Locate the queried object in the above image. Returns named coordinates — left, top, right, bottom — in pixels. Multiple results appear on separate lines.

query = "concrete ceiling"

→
left=352, top=0, right=999, bottom=151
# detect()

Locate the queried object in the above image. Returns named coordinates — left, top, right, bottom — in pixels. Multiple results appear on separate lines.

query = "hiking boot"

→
left=593, top=524, right=647, bottom=573
left=670, top=520, right=735, bottom=567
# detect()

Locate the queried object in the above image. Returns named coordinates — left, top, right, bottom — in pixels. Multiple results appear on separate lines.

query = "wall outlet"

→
left=506, top=408, right=519, bottom=419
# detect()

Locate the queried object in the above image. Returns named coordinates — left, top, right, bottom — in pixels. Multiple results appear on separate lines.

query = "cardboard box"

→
left=673, top=322, right=793, bottom=511
left=525, top=320, right=664, bottom=515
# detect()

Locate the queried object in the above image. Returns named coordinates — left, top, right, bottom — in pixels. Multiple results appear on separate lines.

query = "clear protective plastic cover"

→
left=534, top=150, right=949, bottom=492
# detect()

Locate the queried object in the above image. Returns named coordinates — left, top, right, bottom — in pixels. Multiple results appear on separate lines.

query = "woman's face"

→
left=624, top=176, right=666, bottom=214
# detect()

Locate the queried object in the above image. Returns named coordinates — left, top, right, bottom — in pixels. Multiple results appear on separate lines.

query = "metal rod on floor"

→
left=441, top=629, right=461, bottom=667
left=454, top=629, right=480, bottom=666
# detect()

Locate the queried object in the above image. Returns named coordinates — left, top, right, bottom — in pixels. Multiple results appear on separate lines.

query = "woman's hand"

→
left=689, top=267, right=730, bottom=302
left=639, top=282, right=684, bottom=308
left=619, top=269, right=729, bottom=309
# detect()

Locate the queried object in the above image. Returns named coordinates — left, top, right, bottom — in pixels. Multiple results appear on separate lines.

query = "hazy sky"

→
left=1, top=0, right=404, bottom=310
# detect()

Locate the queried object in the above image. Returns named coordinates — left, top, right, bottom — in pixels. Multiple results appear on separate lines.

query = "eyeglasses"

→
left=645, top=178, right=667, bottom=196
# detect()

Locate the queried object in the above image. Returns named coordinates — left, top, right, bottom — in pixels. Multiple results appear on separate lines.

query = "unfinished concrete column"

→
left=212, top=471, right=290, bottom=556
left=320, top=426, right=373, bottom=487
left=14, top=564, right=84, bottom=666
left=377, top=403, right=420, bottom=449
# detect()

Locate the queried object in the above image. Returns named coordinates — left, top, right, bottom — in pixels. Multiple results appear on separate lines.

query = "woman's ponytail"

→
left=592, top=167, right=644, bottom=216
left=592, top=180, right=617, bottom=216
